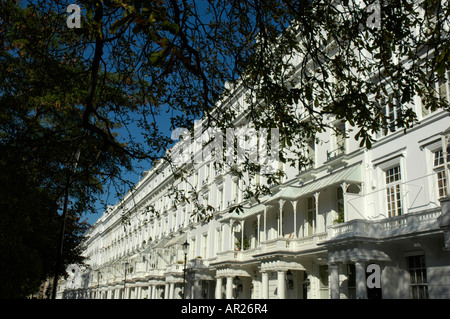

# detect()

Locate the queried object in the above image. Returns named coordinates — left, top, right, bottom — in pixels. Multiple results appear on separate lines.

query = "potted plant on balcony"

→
left=235, top=236, right=250, bottom=251
left=334, top=211, right=345, bottom=224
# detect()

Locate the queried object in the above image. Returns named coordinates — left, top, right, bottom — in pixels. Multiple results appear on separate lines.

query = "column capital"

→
left=314, top=191, right=320, bottom=201
left=329, top=263, right=340, bottom=269
left=340, top=181, right=348, bottom=192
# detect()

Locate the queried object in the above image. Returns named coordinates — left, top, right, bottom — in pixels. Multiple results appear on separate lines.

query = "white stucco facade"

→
left=57, top=101, right=450, bottom=299
left=57, top=16, right=450, bottom=299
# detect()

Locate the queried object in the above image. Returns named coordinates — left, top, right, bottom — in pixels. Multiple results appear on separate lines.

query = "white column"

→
left=152, top=285, right=157, bottom=299
left=277, top=270, right=286, bottom=299
left=261, top=272, right=269, bottom=299
left=164, top=283, right=169, bottom=299
left=355, top=261, right=367, bottom=299
left=263, top=207, right=267, bottom=241
left=226, top=277, right=233, bottom=299
left=193, top=280, right=200, bottom=299
left=169, top=282, right=175, bottom=299
left=441, top=134, right=450, bottom=194
left=279, top=199, right=285, bottom=237
left=230, top=220, right=234, bottom=250
left=314, top=192, right=320, bottom=233
left=292, top=200, right=297, bottom=238
left=330, top=264, right=340, bottom=299
left=257, top=214, right=261, bottom=244
left=241, top=220, right=245, bottom=250
left=215, top=277, right=223, bottom=299
left=341, top=182, right=348, bottom=222
left=221, top=223, right=225, bottom=252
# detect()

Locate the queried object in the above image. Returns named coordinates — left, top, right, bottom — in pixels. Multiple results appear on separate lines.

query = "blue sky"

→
left=63, top=0, right=227, bottom=226
left=85, top=109, right=179, bottom=226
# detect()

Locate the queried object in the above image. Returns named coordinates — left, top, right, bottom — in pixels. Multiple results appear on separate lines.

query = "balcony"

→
left=215, top=248, right=260, bottom=264
left=327, top=144, right=345, bottom=161
left=326, top=208, right=442, bottom=243
left=257, top=233, right=328, bottom=256
left=213, top=232, right=328, bottom=264
left=325, top=145, right=348, bottom=169
left=227, top=199, right=237, bottom=207
left=165, top=263, right=184, bottom=275
left=298, top=153, right=315, bottom=173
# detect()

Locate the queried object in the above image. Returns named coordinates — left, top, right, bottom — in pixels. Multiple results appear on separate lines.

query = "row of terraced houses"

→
left=57, top=12, right=450, bottom=300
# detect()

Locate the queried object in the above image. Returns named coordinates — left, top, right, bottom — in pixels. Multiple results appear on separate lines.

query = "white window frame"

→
left=202, top=233, right=208, bottom=259
left=374, top=151, right=407, bottom=218
left=406, top=254, right=429, bottom=299
left=299, top=138, right=316, bottom=172
left=421, top=70, right=449, bottom=118
left=328, top=121, right=346, bottom=159
left=377, top=93, right=402, bottom=138
left=306, top=196, right=316, bottom=236
left=215, top=227, right=222, bottom=254
left=217, top=186, right=224, bottom=211
left=385, top=165, right=403, bottom=218
left=190, top=237, right=196, bottom=260
left=432, top=145, right=450, bottom=198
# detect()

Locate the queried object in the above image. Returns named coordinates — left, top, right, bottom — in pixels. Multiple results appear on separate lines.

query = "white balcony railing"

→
left=328, top=208, right=441, bottom=241
left=214, top=232, right=328, bottom=264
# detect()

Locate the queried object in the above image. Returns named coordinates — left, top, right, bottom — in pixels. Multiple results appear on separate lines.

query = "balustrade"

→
left=328, top=209, right=441, bottom=241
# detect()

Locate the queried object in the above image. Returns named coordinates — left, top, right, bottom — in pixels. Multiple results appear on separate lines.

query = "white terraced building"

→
left=56, top=9, right=450, bottom=298
left=57, top=76, right=450, bottom=299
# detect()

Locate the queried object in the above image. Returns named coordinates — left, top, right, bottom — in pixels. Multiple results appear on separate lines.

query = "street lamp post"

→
left=182, top=240, right=190, bottom=299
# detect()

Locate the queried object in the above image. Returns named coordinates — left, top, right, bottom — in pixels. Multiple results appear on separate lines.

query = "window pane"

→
left=418, top=286, right=426, bottom=299
left=386, top=166, right=402, bottom=217
left=412, top=286, right=418, bottom=299
left=409, top=256, right=416, bottom=269
left=416, top=269, right=423, bottom=284
left=409, top=270, right=415, bottom=283
left=407, top=255, right=428, bottom=299
left=435, top=150, right=444, bottom=166
left=419, top=255, right=426, bottom=269
left=319, top=265, right=329, bottom=287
